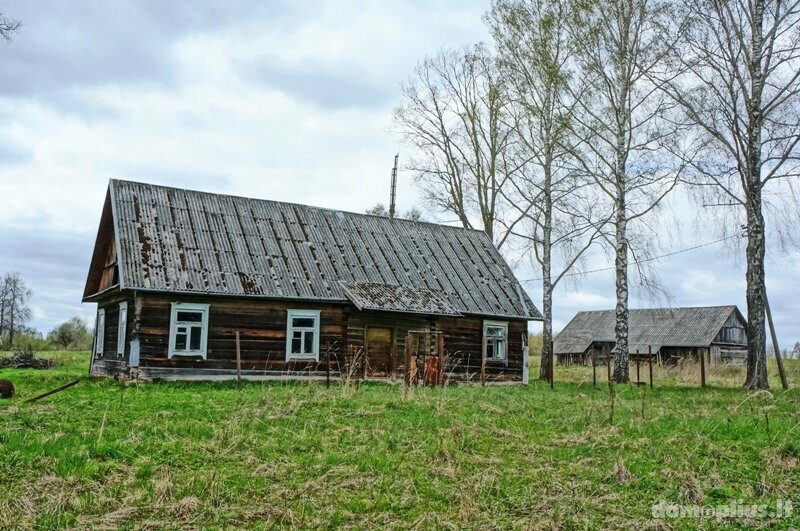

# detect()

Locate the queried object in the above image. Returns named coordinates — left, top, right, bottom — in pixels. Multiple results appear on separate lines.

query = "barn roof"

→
left=553, top=306, right=742, bottom=354
left=87, top=179, right=541, bottom=319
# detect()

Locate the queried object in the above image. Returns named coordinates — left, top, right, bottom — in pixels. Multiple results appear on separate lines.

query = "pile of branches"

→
left=0, top=345, right=55, bottom=369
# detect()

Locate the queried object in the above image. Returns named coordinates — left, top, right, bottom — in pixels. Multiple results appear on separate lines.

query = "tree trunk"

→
left=744, top=178, right=769, bottom=389
left=539, top=162, right=554, bottom=381
left=743, top=0, right=769, bottom=390
left=612, top=199, right=630, bottom=383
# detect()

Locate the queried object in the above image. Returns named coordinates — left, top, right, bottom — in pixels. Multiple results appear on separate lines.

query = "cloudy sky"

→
left=0, top=0, right=798, bottom=347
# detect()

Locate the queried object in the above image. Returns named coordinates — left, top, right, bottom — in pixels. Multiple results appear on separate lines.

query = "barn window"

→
left=94, top=308, right=106, bottom=358
left=117, top=302, right=128, bottom=356
left=286, top=309, right=321, bottom=361
left=483, top=320, right=508, bottom=361
left=169, top=303, right=209, bottom=358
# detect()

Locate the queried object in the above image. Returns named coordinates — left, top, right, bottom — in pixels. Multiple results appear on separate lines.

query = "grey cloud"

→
left=0, top=0, right=292, bottom=97
left=249, top=60, right=393, bottom=109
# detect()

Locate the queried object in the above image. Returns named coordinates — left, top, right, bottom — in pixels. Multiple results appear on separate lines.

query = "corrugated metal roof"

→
left=107, top=179, right=541, bottom=319
left=554, top=306, right=742, bottom=354
left=340, top=282, right=461, bottom=316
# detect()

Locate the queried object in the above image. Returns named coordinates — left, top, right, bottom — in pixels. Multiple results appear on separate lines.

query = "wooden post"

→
left=700, top=348, right=706, bottom=388
left=648, top=345, right=653, bottom=389
left=549, top=340, right=554, bottom=389
left=765, top=292, right=789, bottom=390
left=636, top=350, right=640, bottom=384
left=480, top=333, right=487, bottom=387
left=404, top=333, right=413, bottom=388
left=363, top=328, right=369, bottom=380
left=592, top=348, right=597, bottom=387
left=235, top=331, right=242, bottom=389
left=438, top=333, right=445, bottom=387
left=326, top=343, right=331, bottom=388
left=607, top=356, right=612, bottom=388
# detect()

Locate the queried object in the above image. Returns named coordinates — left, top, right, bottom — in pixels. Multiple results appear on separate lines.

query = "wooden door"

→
left=365, top=327, right=393, bottom=377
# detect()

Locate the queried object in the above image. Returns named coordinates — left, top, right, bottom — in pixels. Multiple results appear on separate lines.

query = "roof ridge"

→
left=576, top=305, right=736, bottom=314
left=110, top=178, right=488, bottom=234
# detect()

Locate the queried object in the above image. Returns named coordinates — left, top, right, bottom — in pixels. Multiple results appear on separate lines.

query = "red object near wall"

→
left=424, top=356, right=440, bottom=386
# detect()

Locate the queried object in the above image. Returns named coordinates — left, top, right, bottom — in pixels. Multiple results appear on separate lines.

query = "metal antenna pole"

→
left=389, top=154, right=398, bottom=219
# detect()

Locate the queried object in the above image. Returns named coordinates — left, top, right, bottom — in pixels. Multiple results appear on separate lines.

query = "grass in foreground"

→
left=0, top=352, right=798, bottom=529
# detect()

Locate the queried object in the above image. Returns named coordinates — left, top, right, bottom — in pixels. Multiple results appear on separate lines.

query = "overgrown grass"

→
left=1, top=352, right=798, bottom=529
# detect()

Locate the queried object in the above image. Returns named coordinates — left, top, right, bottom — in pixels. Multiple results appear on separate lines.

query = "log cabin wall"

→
left=92, top=292, right=135, bottom=378
left=437, top=317, right=527, bottom=382
left=89, top=291, right=529, bottom=382
left=130, top=293, right=348, bottom=379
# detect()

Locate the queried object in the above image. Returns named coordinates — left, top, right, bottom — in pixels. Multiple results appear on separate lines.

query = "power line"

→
left=519, top=234, right=740, bottom=283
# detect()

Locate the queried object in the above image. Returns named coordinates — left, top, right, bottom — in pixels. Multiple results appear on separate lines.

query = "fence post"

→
left=438, top=333, right=445, bottom=387
left=404, top=333, right=413, bottom=388
left=549, top=340, right=554, bottom=389
left=636, top=350, right=640, bottom=384
left=648, top=345, right=653, bottom=388
left=235, top=331, right=242, bottom=389
left=700, top=348, right=706, bottom=388
left=592, top=348, right=597, bottom=387
left=480, top=333, right=487, bottom=387
left=326, top=343, right=330, bottom=388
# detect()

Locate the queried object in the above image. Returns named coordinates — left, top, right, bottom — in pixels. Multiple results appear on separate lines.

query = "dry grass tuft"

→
left=606, top=457, right=633, bottom=484
left=171, top=496, right=199, bottom=517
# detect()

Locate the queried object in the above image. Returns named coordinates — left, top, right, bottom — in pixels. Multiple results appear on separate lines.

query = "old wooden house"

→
left=553, top=306, right=748, bottom=365
left=83, top=180, right=541, bottom=382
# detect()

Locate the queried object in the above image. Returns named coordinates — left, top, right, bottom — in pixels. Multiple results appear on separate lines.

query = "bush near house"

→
left=0, top=352, right=798, bottom=528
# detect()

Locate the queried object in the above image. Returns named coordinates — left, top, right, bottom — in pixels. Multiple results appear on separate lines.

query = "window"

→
left=483, top=320, right=508, bottom=362
left=168, top=303, right=210, bottom=358
left=94, top=309, right=105, bottom=358
left=117, top=302, right=128, bottom=356
left=286, top=309, right=321, bottom=361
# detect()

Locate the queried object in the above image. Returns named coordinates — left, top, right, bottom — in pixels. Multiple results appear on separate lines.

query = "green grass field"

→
left=1, top=352, right=798, bottom=529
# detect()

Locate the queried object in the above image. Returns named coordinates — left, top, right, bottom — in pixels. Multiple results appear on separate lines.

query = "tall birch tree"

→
left=661, top=0, right=800, bottom=390
left=570, top=0, right=685, bottom=383
left=488, top=0, right=603, bottom=381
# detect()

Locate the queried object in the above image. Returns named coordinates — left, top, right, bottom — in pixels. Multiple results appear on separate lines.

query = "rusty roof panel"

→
left=340, top=281, right=461, bottom=316
left=109, top=179, right=541, bottom=319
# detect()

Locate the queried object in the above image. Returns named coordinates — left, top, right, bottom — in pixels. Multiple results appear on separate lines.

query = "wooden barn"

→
left=83, top=180, right=542, bottom=383
left=553, top=306, right=748, bottom=366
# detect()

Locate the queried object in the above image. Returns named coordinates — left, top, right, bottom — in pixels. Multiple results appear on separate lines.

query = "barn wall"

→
left=713, top=311, right=748, bottom=346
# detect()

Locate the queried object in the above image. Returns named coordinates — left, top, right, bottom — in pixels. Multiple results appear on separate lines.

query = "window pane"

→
left=304, top=331, right=314, bottom=354
left=175, top=332, right=187, bottom=350
left=487, top=341, right=496, bottom=359
left=496, top=340, right=505, bottom=359
left=292, top=317, right=316, bottom=328
left=487, top=326, right=505, bottom=338
left=293, top=330, right=302, bottom=339
left=291, top=337, right=302, bottom=353
left=189, top=327, right=202, bottom=350
left=177, top=311, right=203, bottom=323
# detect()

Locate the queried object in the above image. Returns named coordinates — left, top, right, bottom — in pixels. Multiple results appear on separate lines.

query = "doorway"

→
left=365, top=327, right=393, bottom=378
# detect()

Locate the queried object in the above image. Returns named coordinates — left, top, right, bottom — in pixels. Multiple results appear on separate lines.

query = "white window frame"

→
left=168, top=302, right=210, bottom=359
left=483, top=320, right=508, bottom=362
left=285, top=309, right=321, bottom=361
left=117, top=302, right=128, bottom=356
left=94, top=308, right=105, bottom=358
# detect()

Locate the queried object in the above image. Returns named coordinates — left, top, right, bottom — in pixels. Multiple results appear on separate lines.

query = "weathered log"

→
left=25, top=379, right=79, bottom=403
